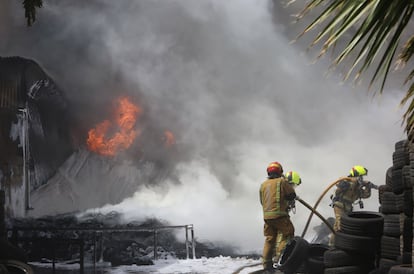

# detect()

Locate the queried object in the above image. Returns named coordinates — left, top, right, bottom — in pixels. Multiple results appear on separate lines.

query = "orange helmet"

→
left=267, top=162, right=283, bottom=176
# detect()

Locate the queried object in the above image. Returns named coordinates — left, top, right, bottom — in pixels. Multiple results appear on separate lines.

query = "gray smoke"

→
left=0, top=0, right=407, bottom=251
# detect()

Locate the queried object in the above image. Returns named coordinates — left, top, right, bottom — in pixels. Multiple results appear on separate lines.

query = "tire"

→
left=398, top=252, right=412, bottom=264
left=393, top=151, right=409, bottom=169
left=381, top=235, right=401, bottom=260
left=402, top=218, right=413, bottom=252
left=383, top=214, right=401, bottom=237
left=340, top=211, right=384, bottom=237
left=378, top=258, right=400, bottom=274
left=381, top=192, right=404, bottom=214
left=324, top=265, right=367, bottom=274
left=0, top=264, right=8, bottom=274
left=306, top=244, right=328, bottom=274
left=403, top=190, right=413, bottom=217
left=0, top=260, right=33, bottom=274
left=307, top=256, right=325, bottom=274
left=386, top=167, right=393, bottom=188
left=379, top=184, right=392, bottom=204
left=392, top=167, right=404, bottom=194
left=279, top=236, right=310, bottom=274
left=395, top=140, right=409, bottom=151
left=334, top=231, right=379, bottom=255
left=389, top=264, right=414, bottom=274
left=323, top=248, right=364, bottom=268
left=402, top=166, right=412, bottom=190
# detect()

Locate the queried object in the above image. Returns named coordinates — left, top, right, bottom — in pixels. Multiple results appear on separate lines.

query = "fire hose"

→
left=295, top=197, right=335, bottom=235
left=300, top=180, right=339, bottom=238
left=232, top=197, right=335, bottom=274
left=233, top=197, right=335, bottom=274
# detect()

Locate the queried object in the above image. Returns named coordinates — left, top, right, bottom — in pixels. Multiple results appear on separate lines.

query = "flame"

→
left=87, top=96, right=142, bottom=156
left=163, top=130, right=176, bottom=147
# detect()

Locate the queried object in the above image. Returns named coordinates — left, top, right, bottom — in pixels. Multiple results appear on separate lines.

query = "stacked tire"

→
left=393, top=140, right=412, bottom=268
left=376, top=139, right=413, bottom=273
left=323, top=211, right=383, bottom=274
left=305, top=243, right=329, bottom=274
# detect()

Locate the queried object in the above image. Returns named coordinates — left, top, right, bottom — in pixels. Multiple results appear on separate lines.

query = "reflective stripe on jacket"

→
left=260, top=177, right=295, bottom=220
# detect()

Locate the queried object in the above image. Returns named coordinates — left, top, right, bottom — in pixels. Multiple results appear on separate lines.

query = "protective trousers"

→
left=262, top=216, right=294, bottom=269
left=275, top=232, right=283, bottom=261
left=329, top=205, right=345, bottom=246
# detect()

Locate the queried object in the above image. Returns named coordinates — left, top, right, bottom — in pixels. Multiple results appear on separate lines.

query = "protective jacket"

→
left=332, top=176, right=372, bottom=212
left=260, top=177, right=296, bottom=220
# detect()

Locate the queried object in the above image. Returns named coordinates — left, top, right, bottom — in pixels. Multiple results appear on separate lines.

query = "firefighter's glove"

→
left=329, top=195, right=339, bottom=208
left=368, top=182, right=379, bottom=190
left=362, top=181, right=378, bottom=190
left=288, top=200, right=296, bottom=214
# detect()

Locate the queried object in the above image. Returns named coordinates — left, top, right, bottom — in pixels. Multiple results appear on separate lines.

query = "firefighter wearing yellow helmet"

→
left=329, top=165, right=378, bottom=246
left=259, top=162, right=296, bottom=271
left=273, top=171, right=302, bottom=264
left=285, top=171, right=302, bottom=187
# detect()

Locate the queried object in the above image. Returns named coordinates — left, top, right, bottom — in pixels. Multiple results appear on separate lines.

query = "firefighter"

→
left=285, top=171, right=302, bottom=188
left=329, top=165, right=378, bottom=246
left=259, top=162, right=296, bottom=271
left=274, top=171, right=301, bottom=264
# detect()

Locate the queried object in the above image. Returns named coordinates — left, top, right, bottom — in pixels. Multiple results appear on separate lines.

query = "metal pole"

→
left=0, top=190, right=5, bottom=240
left=99, top=231, right=104, bottom=263
left=153, top=229, right=158, bottom=260
left=80, top=240, right=84, bottom=274
left=25, top=106, right=31, bottom=211
left=185, top=225, right=189, bottom=259
left=20, top=106, right=32, bottom=212
left=93, top=231, right=96, bottom=273
left=191, top=225, right=195, bottom=259
left=20, top=108, right=28, bottom=211
left=52, top=241, right=56, bottom=274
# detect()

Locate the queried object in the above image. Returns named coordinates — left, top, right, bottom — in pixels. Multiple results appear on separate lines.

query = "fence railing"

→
left=8, top=224, right=196, bottom=273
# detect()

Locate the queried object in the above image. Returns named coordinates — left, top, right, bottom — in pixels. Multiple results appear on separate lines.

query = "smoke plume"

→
left=0, top=0, right=407, bottom=252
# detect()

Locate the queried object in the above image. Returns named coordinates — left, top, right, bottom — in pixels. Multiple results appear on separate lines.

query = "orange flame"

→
left=163, top=130, right=176, bottom=147
left=87, top=96, right=142, bottom=156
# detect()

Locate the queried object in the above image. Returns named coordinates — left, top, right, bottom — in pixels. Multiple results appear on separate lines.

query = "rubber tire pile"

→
left=278, top=139, right=414, bottom=273
left=327, top=211, right=383, bottom=274
left=375, top=139, right=414, bottom=274
left=278, top=212, right=383, bottom=274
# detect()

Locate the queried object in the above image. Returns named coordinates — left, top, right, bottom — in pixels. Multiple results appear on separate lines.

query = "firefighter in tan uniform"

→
left=259, top=162, right=296, bottom=271
left=274, top=171, right=301, bottom=264
left=329, top=165, right=378, bottom=246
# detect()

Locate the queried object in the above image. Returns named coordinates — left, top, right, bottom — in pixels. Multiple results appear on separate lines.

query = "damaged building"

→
left=0, top=56, right=74, bottom=218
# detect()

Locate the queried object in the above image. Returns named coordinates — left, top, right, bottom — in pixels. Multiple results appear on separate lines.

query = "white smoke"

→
left=1, top=0, right=407, bottom=252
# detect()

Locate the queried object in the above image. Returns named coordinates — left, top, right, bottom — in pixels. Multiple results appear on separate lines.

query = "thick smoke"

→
left=0, top=0, right=407, bottom=251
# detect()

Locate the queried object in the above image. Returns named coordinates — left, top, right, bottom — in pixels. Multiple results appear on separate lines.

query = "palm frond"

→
left=23, top=0, right=43, bottom=26
left=397, top=35, right=414, bottom=72
left=402, top=82, right=414, bottom=135
left=297, top=0, right=414, bottom=138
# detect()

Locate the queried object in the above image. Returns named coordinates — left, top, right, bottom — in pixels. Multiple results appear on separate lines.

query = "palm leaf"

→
left=23, top=0, right=43, bottom=26
left=296, top=0, right=414, bottom=138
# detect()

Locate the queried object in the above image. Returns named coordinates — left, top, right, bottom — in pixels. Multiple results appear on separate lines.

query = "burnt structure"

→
left=0, top=56, right=74, bottom=217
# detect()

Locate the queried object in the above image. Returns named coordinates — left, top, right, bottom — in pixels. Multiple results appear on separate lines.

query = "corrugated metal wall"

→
left=0, top=56, right=74, bottom=218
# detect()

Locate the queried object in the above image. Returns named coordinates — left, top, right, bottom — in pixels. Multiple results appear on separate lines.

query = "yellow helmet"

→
left=285, top=171, right=302, bottom=186
left=349, top=165, right=368, bottom=177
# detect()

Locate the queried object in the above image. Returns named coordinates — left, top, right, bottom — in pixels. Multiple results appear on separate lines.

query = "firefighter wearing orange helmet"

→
left=328, top=165, right=378, bottom=246
left=259, top=162, right=296, bottom=271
